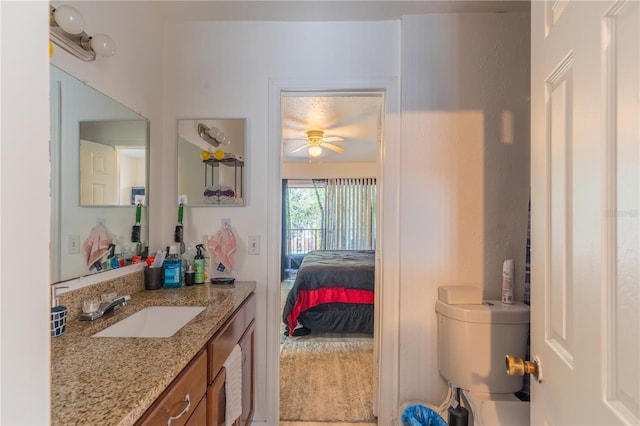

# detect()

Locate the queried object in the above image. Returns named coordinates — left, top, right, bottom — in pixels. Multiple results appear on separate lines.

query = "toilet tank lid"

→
left=436, top=300, right=530, bottom=324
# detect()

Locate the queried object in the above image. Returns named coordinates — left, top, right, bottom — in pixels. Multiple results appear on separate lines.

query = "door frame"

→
left=266, top=77, right=401, bottom=425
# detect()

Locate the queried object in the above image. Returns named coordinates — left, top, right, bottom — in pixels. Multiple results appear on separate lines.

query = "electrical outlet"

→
left=178, top=195, right=188, bottom=205
left=248, top=235, right=260, bottom=255
left=222, top=218, right=231, bottom=227
left=134, top=195, right=146, bottom=206
left=68, top=235, right=80, bottom=254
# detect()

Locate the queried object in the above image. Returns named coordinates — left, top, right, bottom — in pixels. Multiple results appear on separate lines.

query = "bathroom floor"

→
left=281, top=422, right=377, bottom=426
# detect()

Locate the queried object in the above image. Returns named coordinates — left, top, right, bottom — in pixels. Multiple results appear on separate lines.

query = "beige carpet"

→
left=280, top=331, right=375, bottom=422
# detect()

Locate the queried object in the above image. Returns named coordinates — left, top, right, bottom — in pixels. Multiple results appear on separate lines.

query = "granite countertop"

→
left=51, top=281, right=255, bottom=426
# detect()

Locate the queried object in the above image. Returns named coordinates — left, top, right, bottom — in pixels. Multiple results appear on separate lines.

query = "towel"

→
left=209, top=225, right=237, bottom=271
left=224, top=344, right=243, bottom=426
left=82, top=223, right=111, bottom=269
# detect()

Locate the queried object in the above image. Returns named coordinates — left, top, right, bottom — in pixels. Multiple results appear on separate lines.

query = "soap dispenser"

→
left=194, top=244, right=205, bottom=284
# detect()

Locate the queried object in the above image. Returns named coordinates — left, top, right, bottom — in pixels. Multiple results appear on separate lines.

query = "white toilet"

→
left=434, top=294, right=531, bottom=426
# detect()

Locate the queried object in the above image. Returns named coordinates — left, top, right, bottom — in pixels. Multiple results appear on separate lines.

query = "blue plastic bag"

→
left=401, top=404, right=448, bottom=426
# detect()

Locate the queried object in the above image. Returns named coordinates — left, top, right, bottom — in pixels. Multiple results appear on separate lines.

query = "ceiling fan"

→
left=287, top=130, right=345, bottom=157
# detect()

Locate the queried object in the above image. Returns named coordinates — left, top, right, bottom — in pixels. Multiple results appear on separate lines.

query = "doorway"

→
left=266, top=78, right=401, bottom=426
left=279, top=91, right=382, bottom=424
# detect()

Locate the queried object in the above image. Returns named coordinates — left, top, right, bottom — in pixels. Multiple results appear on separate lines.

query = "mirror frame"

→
left=50, top=65, right=150, bottom=285
left=177, top=118, right=246, bottom=207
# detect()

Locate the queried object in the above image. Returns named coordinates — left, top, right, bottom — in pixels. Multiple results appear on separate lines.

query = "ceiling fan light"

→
left=308, top=146, right=322, bottom=157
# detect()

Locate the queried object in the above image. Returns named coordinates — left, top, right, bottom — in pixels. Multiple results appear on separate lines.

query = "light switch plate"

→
left=248, top=235, right=260, bottom=255
left=68, top=235, right=80, bottom=254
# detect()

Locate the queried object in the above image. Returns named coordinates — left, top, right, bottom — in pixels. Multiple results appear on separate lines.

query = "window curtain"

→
left=325, top=178, right=376, bottom=250
left=281, top=179, right=289, bottom=280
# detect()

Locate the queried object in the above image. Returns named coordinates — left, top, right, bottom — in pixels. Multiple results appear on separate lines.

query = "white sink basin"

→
left=93, top=306, right=205, bottom=338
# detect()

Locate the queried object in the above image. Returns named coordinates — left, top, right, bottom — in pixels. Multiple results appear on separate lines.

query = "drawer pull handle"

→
left=167, top=394, right=191, bottom=426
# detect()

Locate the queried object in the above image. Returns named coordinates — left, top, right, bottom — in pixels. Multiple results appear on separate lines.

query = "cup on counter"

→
left=82, top=299, right=100, bottom=314
left=101, top=292, right=117, bottom=303
left=144, top=266, right=163, bottom=290
left=51, top=306, right=67, bottom=337
left=184, top=270, right=195, bottom=286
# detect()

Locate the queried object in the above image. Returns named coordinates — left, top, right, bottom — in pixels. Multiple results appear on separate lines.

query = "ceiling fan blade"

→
left=291, top=143, right=311, bottom=153
left=321, top=142, right=345, bottom=153
left=322, top=136, right=344, bottom=142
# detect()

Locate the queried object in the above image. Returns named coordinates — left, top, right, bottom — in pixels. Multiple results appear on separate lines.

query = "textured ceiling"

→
left=281, top=94, right=382, bottom=162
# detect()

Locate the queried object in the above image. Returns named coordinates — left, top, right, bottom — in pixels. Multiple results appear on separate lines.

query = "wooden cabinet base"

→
left=137, top=293, right=255, bottom=426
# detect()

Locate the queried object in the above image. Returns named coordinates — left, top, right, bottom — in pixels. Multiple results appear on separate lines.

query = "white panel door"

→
left=531, top=1, right=639, bottom=425
left=80, top=139, right=117, bottom=205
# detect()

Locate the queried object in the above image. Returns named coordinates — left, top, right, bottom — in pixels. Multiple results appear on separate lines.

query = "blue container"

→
left=51, top=306, right=67, bottom=337
left=400, top=403, right=448, bottom=426
left=163, top=245, right=182, bottom=288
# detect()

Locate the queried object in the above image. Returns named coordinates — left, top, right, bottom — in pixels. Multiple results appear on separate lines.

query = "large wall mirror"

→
left=51, top=66, right=149, bottom=284
left=177, top=119, right=245, bottom=206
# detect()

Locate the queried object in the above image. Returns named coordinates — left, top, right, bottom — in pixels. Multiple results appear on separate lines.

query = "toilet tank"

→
left=436, top=300, right=530, bottom=394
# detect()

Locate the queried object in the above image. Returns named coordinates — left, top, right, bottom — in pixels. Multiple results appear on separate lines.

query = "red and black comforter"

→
left=282, top=250, right=375, bottom=335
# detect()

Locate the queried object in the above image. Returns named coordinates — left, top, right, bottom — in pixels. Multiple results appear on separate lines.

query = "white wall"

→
left=163, top=19, right=401, bottom=423
left=0, top=2, right=51, bottom=423
left=398, top=13, right=530, bottom=405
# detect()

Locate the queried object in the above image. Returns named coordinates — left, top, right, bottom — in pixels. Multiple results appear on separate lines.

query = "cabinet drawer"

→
left=185, top=396, right=207, bottom=426
left=208, top=294, right=256, bottom=383
left=137, top=350, right=207, bottom=426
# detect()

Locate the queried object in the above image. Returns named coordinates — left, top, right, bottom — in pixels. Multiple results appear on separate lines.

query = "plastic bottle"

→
left=501, top=259, right=514, bottom=304
left=202, top=235, right=211, bottom=282
left=181, top=244, right=194, bottom=284
left=194, top=244, right=206, bottom=284
left=163, top=245, right=182, bottom=288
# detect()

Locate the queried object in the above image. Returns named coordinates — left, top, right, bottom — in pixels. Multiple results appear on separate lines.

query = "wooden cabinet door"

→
left=207, top=368, right=226, bottom=426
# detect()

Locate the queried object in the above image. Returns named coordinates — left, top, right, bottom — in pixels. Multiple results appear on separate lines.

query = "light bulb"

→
left=54, top=5, right=85, bottom=35
left=90, top=34, right=116, bottom=57
left=209, top=127, right=220, bottom=139
left=308, top=146, right=322, bottom=157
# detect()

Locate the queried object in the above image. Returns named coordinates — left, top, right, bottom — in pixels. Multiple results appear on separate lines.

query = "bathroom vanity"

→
left=50, top=279, right=255, bottom=426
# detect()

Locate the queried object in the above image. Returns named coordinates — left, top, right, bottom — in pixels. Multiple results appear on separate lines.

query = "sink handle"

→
left=167, top=393, right=190, bottom=425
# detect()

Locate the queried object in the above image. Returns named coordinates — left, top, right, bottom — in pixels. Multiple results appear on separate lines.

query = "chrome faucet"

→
left=80, top=295, right=131, bottom=321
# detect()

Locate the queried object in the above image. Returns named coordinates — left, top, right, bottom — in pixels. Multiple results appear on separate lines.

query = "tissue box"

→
left=438, top=285, right=483, bottom=304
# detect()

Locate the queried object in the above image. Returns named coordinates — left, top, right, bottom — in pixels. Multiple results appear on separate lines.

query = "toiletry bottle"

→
left=163, top=245, right=182, bottom=288
left=202, top=235, right=211, bottom=282
left=181, top=244, right=194, bottom=284
left=194, top=244, right=205, bottom=284
left=111, top=245, right=122, bottom=269
left=501, top=259, right=515, bottom=304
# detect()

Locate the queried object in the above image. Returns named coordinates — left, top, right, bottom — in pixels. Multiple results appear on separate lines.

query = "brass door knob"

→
left=505, top=354, right=542, bottom=383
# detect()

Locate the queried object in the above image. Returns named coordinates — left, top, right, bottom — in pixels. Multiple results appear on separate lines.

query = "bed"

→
left=282, top=249, right=375, bottom=335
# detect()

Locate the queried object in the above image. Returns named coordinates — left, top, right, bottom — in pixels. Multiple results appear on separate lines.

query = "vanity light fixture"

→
left=49, top=4, right=116, bottom=61
left=198, top=123, right=231, bottom=148
left=308, top=145, right=323, bottom=157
